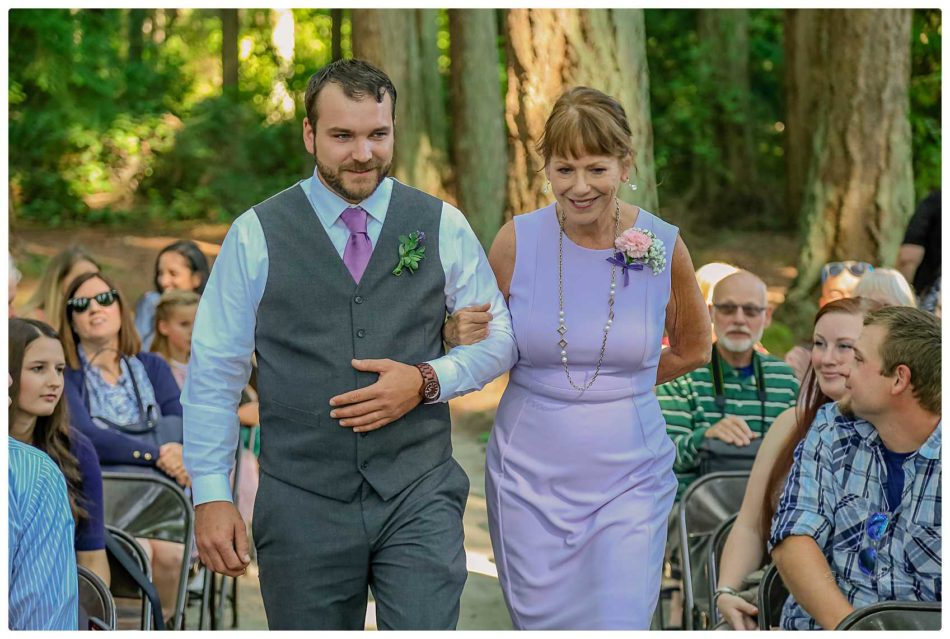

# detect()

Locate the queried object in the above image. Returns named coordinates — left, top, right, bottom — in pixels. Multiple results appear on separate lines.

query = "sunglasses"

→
left=712, top=303, right=767, bottom=317
left=857, top=511, right=891, bottom=577
left=821, top=261, right=874, bottom=283
left=67, top=290, right=119, bottom=314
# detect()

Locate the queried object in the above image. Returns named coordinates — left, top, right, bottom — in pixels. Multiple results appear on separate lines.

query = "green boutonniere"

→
left=392, top=230, right=426, bottom=276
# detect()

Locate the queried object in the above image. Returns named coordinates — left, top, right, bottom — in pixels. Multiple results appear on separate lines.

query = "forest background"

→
left=8, top=8, right=942, bottom=347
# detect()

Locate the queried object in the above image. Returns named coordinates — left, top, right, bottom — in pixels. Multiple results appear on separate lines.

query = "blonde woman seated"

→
left=714, top=297, right=882, bottom=630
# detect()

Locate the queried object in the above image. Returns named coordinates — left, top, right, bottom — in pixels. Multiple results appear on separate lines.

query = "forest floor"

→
left=10, top=221, right=800, bottom=630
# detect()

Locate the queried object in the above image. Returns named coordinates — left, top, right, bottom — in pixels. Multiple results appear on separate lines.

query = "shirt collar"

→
left=304, top=170, right=393, bottom=227
left=834, top=406, right=942, bottom=461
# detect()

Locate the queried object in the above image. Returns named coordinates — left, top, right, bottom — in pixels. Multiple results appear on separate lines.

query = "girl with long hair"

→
left=134, top=240, right=209, bottom=350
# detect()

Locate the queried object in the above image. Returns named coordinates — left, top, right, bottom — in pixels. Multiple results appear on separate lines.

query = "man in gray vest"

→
left=182, top=59, right=517, bottom=630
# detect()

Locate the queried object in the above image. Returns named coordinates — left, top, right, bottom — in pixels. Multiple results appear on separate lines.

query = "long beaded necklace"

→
left=556, top=198, right=621, bottom=392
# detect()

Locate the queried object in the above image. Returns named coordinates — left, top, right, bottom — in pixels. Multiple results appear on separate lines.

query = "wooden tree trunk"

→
left=351, top=9, right=450, bottom=198
left=449, top=9, right=506, bottom=248
left=330, top=9, right=343, bottom=61
left=784, top=9, right=822, bottom=229
left=504, top=9, right=658, bottom=220
left=221, top=9, right=239, bottom=92
left=127, top=9, right=146, bottom=65
left=779, top=9, right=914, bottom=335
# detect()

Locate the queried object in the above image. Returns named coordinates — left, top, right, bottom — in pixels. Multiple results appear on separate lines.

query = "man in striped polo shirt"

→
left=657, top=270, right=800, bottom=498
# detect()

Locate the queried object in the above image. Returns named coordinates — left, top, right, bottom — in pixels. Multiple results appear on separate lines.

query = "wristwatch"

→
left=415, top=362, right=441, bottom=403
left=713, top=586, right=742, bottom=603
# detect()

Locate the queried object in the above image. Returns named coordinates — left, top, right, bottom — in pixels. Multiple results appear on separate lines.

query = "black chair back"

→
left=101, top=471, right=194, bottom=630
left=678, top=471, right=749, bottom=629
left=706, top=512, right=738, bottom=627
left=836, top=601, right=942, bottom=630
left=78, top=564, right=117, bottom=630
left=757, top=562, right=788, bottom=630
left=105, top=525, right=154, bottom=629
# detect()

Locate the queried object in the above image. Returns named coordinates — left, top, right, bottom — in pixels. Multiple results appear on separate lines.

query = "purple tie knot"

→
left=341, top=207, right=368, bottom=234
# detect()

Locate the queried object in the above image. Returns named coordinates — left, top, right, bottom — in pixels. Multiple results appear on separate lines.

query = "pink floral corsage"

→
left=607, top=227, right=667, bottom=286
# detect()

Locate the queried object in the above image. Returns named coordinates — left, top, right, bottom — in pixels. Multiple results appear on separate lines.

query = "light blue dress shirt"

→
left=183, top=173, right=518, bottom=504
left=8, top=437, right=79, bottom=630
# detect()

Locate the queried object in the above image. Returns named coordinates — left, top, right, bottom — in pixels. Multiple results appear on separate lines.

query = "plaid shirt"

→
left=768, top=402, right=942, bottom=630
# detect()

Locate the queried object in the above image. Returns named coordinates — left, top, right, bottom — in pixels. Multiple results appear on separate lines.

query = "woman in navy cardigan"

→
left=60, top=270, right=186, bottom=621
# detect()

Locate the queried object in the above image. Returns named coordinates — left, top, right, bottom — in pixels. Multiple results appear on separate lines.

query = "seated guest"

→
left=714, top=297, right=882, bottom=629
left=770, top=306, right=941, bottom=630
left=9, top=318, right=109, bottom=585
left=135, top=240, right=209, bottom=350
left=60, top=271, right=186, bottom=621
left=8, top=436, right=78, bottom=630
left=853, top=267, right=917, bottom=308
left=786, top=260, right=876, bottom=380
left=21, top=245, right=101, bottom=333
left=657, top=270, right=800, bottom=498
left=897, top=190, right=940, bottom=301
left=150, top=289, right=200, bottom=389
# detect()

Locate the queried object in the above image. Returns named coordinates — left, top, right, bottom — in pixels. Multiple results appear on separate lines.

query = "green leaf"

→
left=399, top=244, right=406, bottom=257
left=399, top=234, right=409, bottom=244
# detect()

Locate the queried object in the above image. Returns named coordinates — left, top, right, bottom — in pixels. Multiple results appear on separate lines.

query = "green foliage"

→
left=761, top=321, right=795, bottom=358
left=910, top=9, right=941, bottom=202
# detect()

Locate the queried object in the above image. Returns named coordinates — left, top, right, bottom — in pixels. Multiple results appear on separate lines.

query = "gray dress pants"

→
left=253, top=457, right=470, bottom=630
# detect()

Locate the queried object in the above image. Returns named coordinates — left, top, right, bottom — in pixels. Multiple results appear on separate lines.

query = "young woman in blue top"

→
left=134, top=240, right=209, bottom=350
left=8, top=317, right=110, bottom=585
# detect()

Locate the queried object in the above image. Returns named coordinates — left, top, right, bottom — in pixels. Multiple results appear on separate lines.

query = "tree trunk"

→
left=779, top=10, right=914, bottom=336
left=351, top=9, right=449, bottom=198
left=784, top=9, right=822, bottom=230
left=331, top=9, right=343, bottom=61
left=127, top=9, right=146, bottom=65
left=449, top=9, right=507, bottom=248
left=504, top=9, right=658, bottom=220
left=221, top=9, right=239, bottom=93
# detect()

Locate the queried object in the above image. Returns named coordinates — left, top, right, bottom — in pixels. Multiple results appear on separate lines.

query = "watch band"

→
left=713, top=586, right=741, bottom=604
left=415, top=362, right=441, bottom=403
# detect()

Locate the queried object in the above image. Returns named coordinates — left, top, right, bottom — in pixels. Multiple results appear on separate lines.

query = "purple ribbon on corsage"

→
left=606, top=251, right=643, bottom=287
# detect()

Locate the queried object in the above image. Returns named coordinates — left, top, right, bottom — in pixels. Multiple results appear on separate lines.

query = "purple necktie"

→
left=341, top=206, right=373, bottom=284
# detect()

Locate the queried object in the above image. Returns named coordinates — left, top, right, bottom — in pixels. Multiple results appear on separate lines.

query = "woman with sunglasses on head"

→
left=714, top=297, right=884, bottom=630
left=61, top=270, right=187, bottom=622
left=134, top=240, right=210, bottom=351
left=9, top=317, right=110, bottom=586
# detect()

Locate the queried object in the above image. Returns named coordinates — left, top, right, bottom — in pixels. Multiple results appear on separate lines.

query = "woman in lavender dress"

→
left=447, top=88, right=709, bottom=629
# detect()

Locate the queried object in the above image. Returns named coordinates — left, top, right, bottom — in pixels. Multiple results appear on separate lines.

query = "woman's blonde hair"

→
left=22, top=246, right=100, bottom=333
left=537, top=87, right=633, bottom=165
left=695, top=262, right=740, bottom=305
left=150, top=289, right=200, bottom=363
left=853, top=268, right=917, bottom=308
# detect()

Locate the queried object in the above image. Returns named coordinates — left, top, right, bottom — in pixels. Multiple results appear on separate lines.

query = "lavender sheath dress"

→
left=486, top=205, right=679, bottom=629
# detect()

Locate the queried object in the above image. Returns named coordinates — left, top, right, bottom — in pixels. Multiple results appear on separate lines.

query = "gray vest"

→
left=253, top=180, right=451, bottom=501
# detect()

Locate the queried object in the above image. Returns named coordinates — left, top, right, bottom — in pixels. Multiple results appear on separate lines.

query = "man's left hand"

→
left=329, top=359, right=424, bottom=433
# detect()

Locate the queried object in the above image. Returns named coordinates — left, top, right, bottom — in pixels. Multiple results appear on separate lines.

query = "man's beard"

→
left=837, top=395, right=855, bottom=418
left=316, top=157, right=391, bottom=203
left=716, top=326, right=765, bottom=354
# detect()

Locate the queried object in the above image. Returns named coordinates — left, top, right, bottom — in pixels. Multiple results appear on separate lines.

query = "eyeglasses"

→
left=821, top=261, right=874, bottom=283
left=857, top=511, right=891, bottom=577
left=713, top=303, right=767, bottom=317
left=67, top=290, right=119, bottom=314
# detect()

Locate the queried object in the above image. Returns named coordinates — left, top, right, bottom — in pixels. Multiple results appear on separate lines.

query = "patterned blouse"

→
left=79, top=347, right=159, bottom=428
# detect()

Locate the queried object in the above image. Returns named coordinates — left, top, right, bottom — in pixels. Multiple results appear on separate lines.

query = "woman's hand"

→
left=157, top=442, right=191, bottom=487
left=717, top=592, right=759, bottom=631
left=443, top=303, right=492, bottom=348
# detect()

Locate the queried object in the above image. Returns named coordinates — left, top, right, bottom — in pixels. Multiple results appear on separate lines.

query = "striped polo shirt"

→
left=8, top=437, right=78, bottom=630
left=657, top=349, right=800, bottom=498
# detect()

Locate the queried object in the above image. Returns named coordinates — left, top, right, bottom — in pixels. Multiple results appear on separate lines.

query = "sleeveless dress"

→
left=486, top=204, right=679, bottom=629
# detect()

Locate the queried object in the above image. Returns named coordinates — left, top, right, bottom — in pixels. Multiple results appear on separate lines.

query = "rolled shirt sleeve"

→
left=183, top=210, right=266, bottom=505
left=768, top=404, right=838, bottom=552
left=426, top=203, right=518, bottom=401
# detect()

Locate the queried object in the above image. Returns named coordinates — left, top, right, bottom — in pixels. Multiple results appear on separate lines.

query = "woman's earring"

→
left=628, top=180, right=638, bottom=192
left=542, top=181, right=551, bottom=194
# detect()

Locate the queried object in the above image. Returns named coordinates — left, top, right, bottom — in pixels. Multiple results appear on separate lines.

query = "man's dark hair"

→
left=304, top=58, right=397, bottom=127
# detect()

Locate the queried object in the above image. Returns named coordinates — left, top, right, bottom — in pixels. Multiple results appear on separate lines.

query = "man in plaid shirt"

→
left=769, top=307, right=941, bottom=630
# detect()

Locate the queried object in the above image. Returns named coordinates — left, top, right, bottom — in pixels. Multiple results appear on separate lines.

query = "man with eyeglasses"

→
left=657, top=270, right=800, bottom=499
left=769, top=306, right=940, bottom=630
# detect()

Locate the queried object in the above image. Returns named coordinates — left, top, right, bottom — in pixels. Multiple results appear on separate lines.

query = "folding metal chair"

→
left=101, top=471, right=194, bottom=630
left=706, top=512, right=738, bottom=627
left=677, top=470, right=750, bottom=629
left=78, top=564, right=117, bottom=630
left=757, top=562, right=788, bottom=630
left=105, top=525, right=154, bottom=630
left=835, top=600, right=942, bottom=630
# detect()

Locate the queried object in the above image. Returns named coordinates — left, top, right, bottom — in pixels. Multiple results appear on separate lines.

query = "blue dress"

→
left=486, top=205, right=679, bottom=629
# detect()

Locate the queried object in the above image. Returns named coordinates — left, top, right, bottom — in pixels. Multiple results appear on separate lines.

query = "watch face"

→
left=423, top=381, right=440, bottom=400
